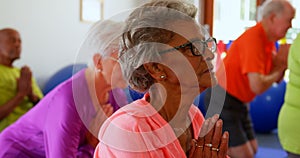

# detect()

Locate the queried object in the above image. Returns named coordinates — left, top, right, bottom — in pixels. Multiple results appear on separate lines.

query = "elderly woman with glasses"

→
left=94, top=0, right=229, bottom=158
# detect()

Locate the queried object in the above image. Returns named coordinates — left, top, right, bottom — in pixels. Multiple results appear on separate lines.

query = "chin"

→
left=211, top=78, right=217, bottom=87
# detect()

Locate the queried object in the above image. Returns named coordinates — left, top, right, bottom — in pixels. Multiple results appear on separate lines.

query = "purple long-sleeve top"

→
left=0, top=69, right=128, bottom=158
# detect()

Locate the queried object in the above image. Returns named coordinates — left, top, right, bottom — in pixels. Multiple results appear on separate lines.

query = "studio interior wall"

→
left=0, top=0, right=148, bottom=89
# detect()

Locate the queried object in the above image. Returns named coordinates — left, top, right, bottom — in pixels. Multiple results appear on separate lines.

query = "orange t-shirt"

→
left=217, top=22, right=275, bottom=103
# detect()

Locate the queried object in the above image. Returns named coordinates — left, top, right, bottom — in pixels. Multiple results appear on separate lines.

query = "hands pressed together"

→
left=17, top=66, right=40, bottom=104
left=189, top=114, right=229, bottom=158
left=17, top=66, right=32, bottom=97
left=275, top=44, right=290, bottom=68
left=272, top=44, right=291, bottom=82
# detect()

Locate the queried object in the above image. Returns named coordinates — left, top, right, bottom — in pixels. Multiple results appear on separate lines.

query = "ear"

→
left=269, top=12, right=277, bottom=23
left=143, top=62, right=166, bottom=81
left=93, top=53, right=103, bottom=71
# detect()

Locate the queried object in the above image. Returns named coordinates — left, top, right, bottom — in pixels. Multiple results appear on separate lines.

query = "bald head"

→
left=262, top=0, right=295, bottom=19
left=0, top=28, right=22, bottom=66
left=0, top=28, right=19, bottom=39
left=260, top=0, right=295, bottom=41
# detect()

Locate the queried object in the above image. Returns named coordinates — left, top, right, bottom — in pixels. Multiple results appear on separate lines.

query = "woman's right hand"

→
left=189, top=114, right=229, bottom=158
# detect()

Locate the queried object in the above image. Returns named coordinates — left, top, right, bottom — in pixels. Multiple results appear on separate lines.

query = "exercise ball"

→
left=194, top=90, right=207, bottom=115
left=43, top=63, right=87, bottom=94
left=226, top=40, right=233, bottom=51
left=124, top=86, right=145, bottom=102
left=250, top=80, right=286, bottom=133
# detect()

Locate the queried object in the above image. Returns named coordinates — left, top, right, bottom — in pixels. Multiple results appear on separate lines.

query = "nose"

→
left=203, top=49, right=215, bottom=61
left=289, top=22, right=292, bottom=29
left=16, top=39, right=21, bottom=49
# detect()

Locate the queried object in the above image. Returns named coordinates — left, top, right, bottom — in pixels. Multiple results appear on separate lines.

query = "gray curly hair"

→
left=119, top=0, right=197, bottom=92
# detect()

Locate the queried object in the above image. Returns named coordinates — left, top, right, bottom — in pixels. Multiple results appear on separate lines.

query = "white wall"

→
left=0, top=0, right=147, bottom=90
left=0, top=0, right=91, bottom=89
left=104, top=0, right=148, bottom=19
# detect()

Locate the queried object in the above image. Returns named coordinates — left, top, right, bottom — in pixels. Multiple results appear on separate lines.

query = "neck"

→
left=85, top=68, right=111, bottom=106
left=0, top=57, right=13, bottom=67
left=149, top=84, right=193, bottom=124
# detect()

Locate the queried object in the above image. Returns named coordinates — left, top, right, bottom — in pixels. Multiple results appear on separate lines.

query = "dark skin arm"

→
left=0, top=94, right=26, bottom=120
left=0, top=66, right=38, bottom=120
left=27, top=85, right=40, bottom=105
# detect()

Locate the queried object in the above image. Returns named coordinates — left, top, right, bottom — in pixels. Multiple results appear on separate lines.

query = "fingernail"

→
left=223, top=134, right=227, bottom=138
left=204, top=119, right=210, bottom=125
left=213, top=114, right=219, bottom=120
left=211, top=114, right=219, bottom=123
left=223, top=131, right=229, bottom=138
left=217, top=120, right=221, bottom=127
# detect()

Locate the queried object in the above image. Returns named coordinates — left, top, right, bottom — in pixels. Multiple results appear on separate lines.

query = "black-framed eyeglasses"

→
left=159, top=37, right=217, bottom=56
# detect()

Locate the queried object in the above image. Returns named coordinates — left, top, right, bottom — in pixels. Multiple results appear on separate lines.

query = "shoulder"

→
left=101, top=100, right=160, bottom=132
left=190, top=104, right=205, bottom=125
left=239, top=23, right=263, bottom=42
left=98, top=101, right=178, bottom=154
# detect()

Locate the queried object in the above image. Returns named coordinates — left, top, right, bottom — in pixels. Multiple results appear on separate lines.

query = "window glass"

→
left=213, top=0, right=257, bottom=41
left=286, top=0, right=300, bottom=43
left=213, top=0, right=300, bottom=43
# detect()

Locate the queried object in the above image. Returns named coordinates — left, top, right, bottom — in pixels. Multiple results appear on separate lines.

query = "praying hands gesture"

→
left=17, top=66, right=40, bottom=104
left=272, top=44, right=291, bottom=83
left=17, top=66, right=32, bottom=98
left=189, top=114, right=229, bottom=158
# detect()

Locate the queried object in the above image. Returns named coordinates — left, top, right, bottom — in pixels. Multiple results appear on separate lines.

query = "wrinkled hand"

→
left=17, top=66, right=32, bottom=97
left=189, top=114, right=229, bottom=158
left=273, top=44, right=290, bottom=71
left=272, top=44, right=290, bottom=82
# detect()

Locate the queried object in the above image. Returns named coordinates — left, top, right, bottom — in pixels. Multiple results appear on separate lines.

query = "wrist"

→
left=16, top=93, right=26, bottom=100
left=29, top=94, right=40, bottom=104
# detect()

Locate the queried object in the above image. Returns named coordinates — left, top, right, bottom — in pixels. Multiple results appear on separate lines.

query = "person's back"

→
left=278, top=33, right=300, bottom=158
left=0, top=28, right=43, bottom=131
left=0, top=70, right=93, bottom=157
left=0, top=20, right=129, bottom=157
left=205, top=0, right=295, bottom=157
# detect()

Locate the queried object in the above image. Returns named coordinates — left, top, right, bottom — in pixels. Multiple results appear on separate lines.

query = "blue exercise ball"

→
left=226, top=40, right=233, bottom=51
left=275, top=41, right=279, bottom=52
left=129, top=87, right=144, bottom=101
left=43, top=63, right=87, bottom=94
left=124, top=86, right=145, bottom=102
left=194, top=90, right=207, bottom=115
left=250, top=80, right=286, bottom=133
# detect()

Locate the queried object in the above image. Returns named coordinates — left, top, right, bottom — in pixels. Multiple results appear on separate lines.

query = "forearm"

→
left=260, top=71, right=282, bottom=91
left=248, top=68, right=285, bottom=95
left=0, top=94, right=25, bottom=120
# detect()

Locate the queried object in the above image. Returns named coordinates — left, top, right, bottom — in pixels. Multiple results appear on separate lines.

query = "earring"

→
left=160, top=75, right=166, bottom=79
left=96, top=69, right=102, bottom=73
